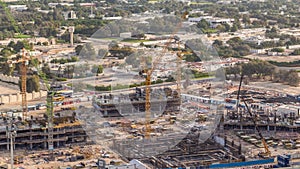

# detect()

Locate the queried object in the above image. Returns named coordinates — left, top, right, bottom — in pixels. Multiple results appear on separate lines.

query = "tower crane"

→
left=34, top=62, right=62, bottom=160
left=7, top=49, right=30, bottom=120
left=1, top=0, right=32, bottom=121
left=144, top=13, right=188, bottom=138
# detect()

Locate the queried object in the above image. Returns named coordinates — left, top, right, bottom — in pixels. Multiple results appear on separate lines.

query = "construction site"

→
left=0, top=12, right=299, bottom=169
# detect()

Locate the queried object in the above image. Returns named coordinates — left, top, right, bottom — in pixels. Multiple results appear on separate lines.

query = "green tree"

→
left=19, top=75, right=40, bottom=93
left=0, top=48, right=13, bottom=58
left=287, top=70, right=300, bottom=87
left=13, top=40, right=32, bottom=52
left=242, top=15, right=251, bottom=25
left=1, top=63, right=15, bottom=76
left=292, top=48, right=300, bottom=55
left=75, top=45, right=83, bottom=55
left=97, top=65, right=103, bottom=75
left=230, top=24, right=238, bottom=32
left=271, top=48, right=284, bottom=52
left=197, top=19, right=210, bottom=31
left=224, top=23, right=231, bottom=32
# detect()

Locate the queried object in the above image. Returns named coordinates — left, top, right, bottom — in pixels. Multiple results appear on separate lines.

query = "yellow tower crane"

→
left=144, top=13, right=188, bottom=138
left=7, top=49, right=30, bottom=120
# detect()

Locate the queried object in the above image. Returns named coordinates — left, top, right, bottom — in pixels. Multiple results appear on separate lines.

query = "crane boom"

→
left=243, top=100, right=271, bottom=157
left=237, top=73, right=271, bottom=157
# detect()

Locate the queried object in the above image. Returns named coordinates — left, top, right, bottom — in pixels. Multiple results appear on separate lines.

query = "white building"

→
left=250, top=49, right=266, bottom=54
left=62, top=11, right=77, bottom=20
left=244, top=36, right=280, bottom=46
left=8, top=5, right=28, bottom=11
left=48, top=3, right=74, bottom=8
left=188, top=16, right=235, bottom=28
left=120, top=32, right=132, bottom=39
left=103, top=16, right=123, bottom=20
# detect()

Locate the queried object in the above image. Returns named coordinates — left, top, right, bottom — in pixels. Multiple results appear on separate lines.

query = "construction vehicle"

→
left=237, top=74, right=271, bottom=158
left=53, top=95, right=65, bottom=102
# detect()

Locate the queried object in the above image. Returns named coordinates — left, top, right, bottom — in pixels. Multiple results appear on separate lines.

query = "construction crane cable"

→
left=237, top=73, right=271, bottom=157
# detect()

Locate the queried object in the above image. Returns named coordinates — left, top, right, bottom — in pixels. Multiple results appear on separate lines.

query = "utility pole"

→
left=6, top=115, right=17, bottom=169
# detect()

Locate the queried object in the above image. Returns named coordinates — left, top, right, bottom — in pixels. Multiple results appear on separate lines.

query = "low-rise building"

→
left=62, top=10, right=77, bottom=20
left=8, top=5, right=28, bottom=11
left=188, top=16, right=235, bottom=28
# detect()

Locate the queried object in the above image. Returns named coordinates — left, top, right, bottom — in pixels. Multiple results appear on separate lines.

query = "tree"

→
left=224, top=23, right=231, bottom=32
left=75, top=45, right=83, bottom=55
left=216, top=25, right=226, bottom=32
left=42, top=64, right=53, bottom=79
left=230, top=24, right=238, bottom=32
left=97, top=65, right=103, bottom=75
left=0, top=48, right=13, bottom=58
left=1, top=63, right=15, bottom=76
left=292, top=48, right=300, bottom=55
left=287, top=70, right=300, bottom=87
left=13, top=40, right=32, bottom=52
left=242, top=15, right=251, bottom=25
left=197, top=19, right=210, bottom=31
left=271, top=48, right=284, bottom=53
left=64, top=65, right=74, bottom=78
left=19, top=75, right=40, bottom=93
left=213, top=40, right=223, bottom=46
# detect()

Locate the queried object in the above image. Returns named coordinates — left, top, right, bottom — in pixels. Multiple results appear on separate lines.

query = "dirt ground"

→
left=247, top=81, right=300, bottom=96
left=0, top=84, right=19, bottom=95
left=244, top=54, right=300, bottom=62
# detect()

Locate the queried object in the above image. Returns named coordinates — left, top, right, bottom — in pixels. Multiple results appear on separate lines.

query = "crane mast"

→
left=144, top=13, right=187, bottom=138
left=20, top=49, right=28, bottom=120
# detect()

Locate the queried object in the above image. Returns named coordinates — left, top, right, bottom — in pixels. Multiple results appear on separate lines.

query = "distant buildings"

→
left=188, top=16, right=235, bottom=28
left=48, top=3, right=74, bottom=8
left=244, top=36, right=280, bottom=46
left=103, top=16, right=123, bottom=20
left=8, top=5, right=28, bottom=11
left=62, top=11, right=77, bottom=20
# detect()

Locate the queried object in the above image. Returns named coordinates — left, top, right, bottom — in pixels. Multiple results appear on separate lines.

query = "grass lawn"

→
left=121, top=38, right=151, bottom=43
left=14, top=34, right=32, bottom=38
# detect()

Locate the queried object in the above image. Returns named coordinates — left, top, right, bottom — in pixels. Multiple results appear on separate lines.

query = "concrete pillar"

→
left=44, top=129, right=47, bottom=148
left=13, top=138, right=15, bottom=149
left=16, top=93, right=21, bottom=102
left=6, top=138, right=9, bottom=150
left=69, top=26, right=75, bottom=47
left=71, top=127, right=74, bottom=142
left=30, top=135, right=33, bottom=150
